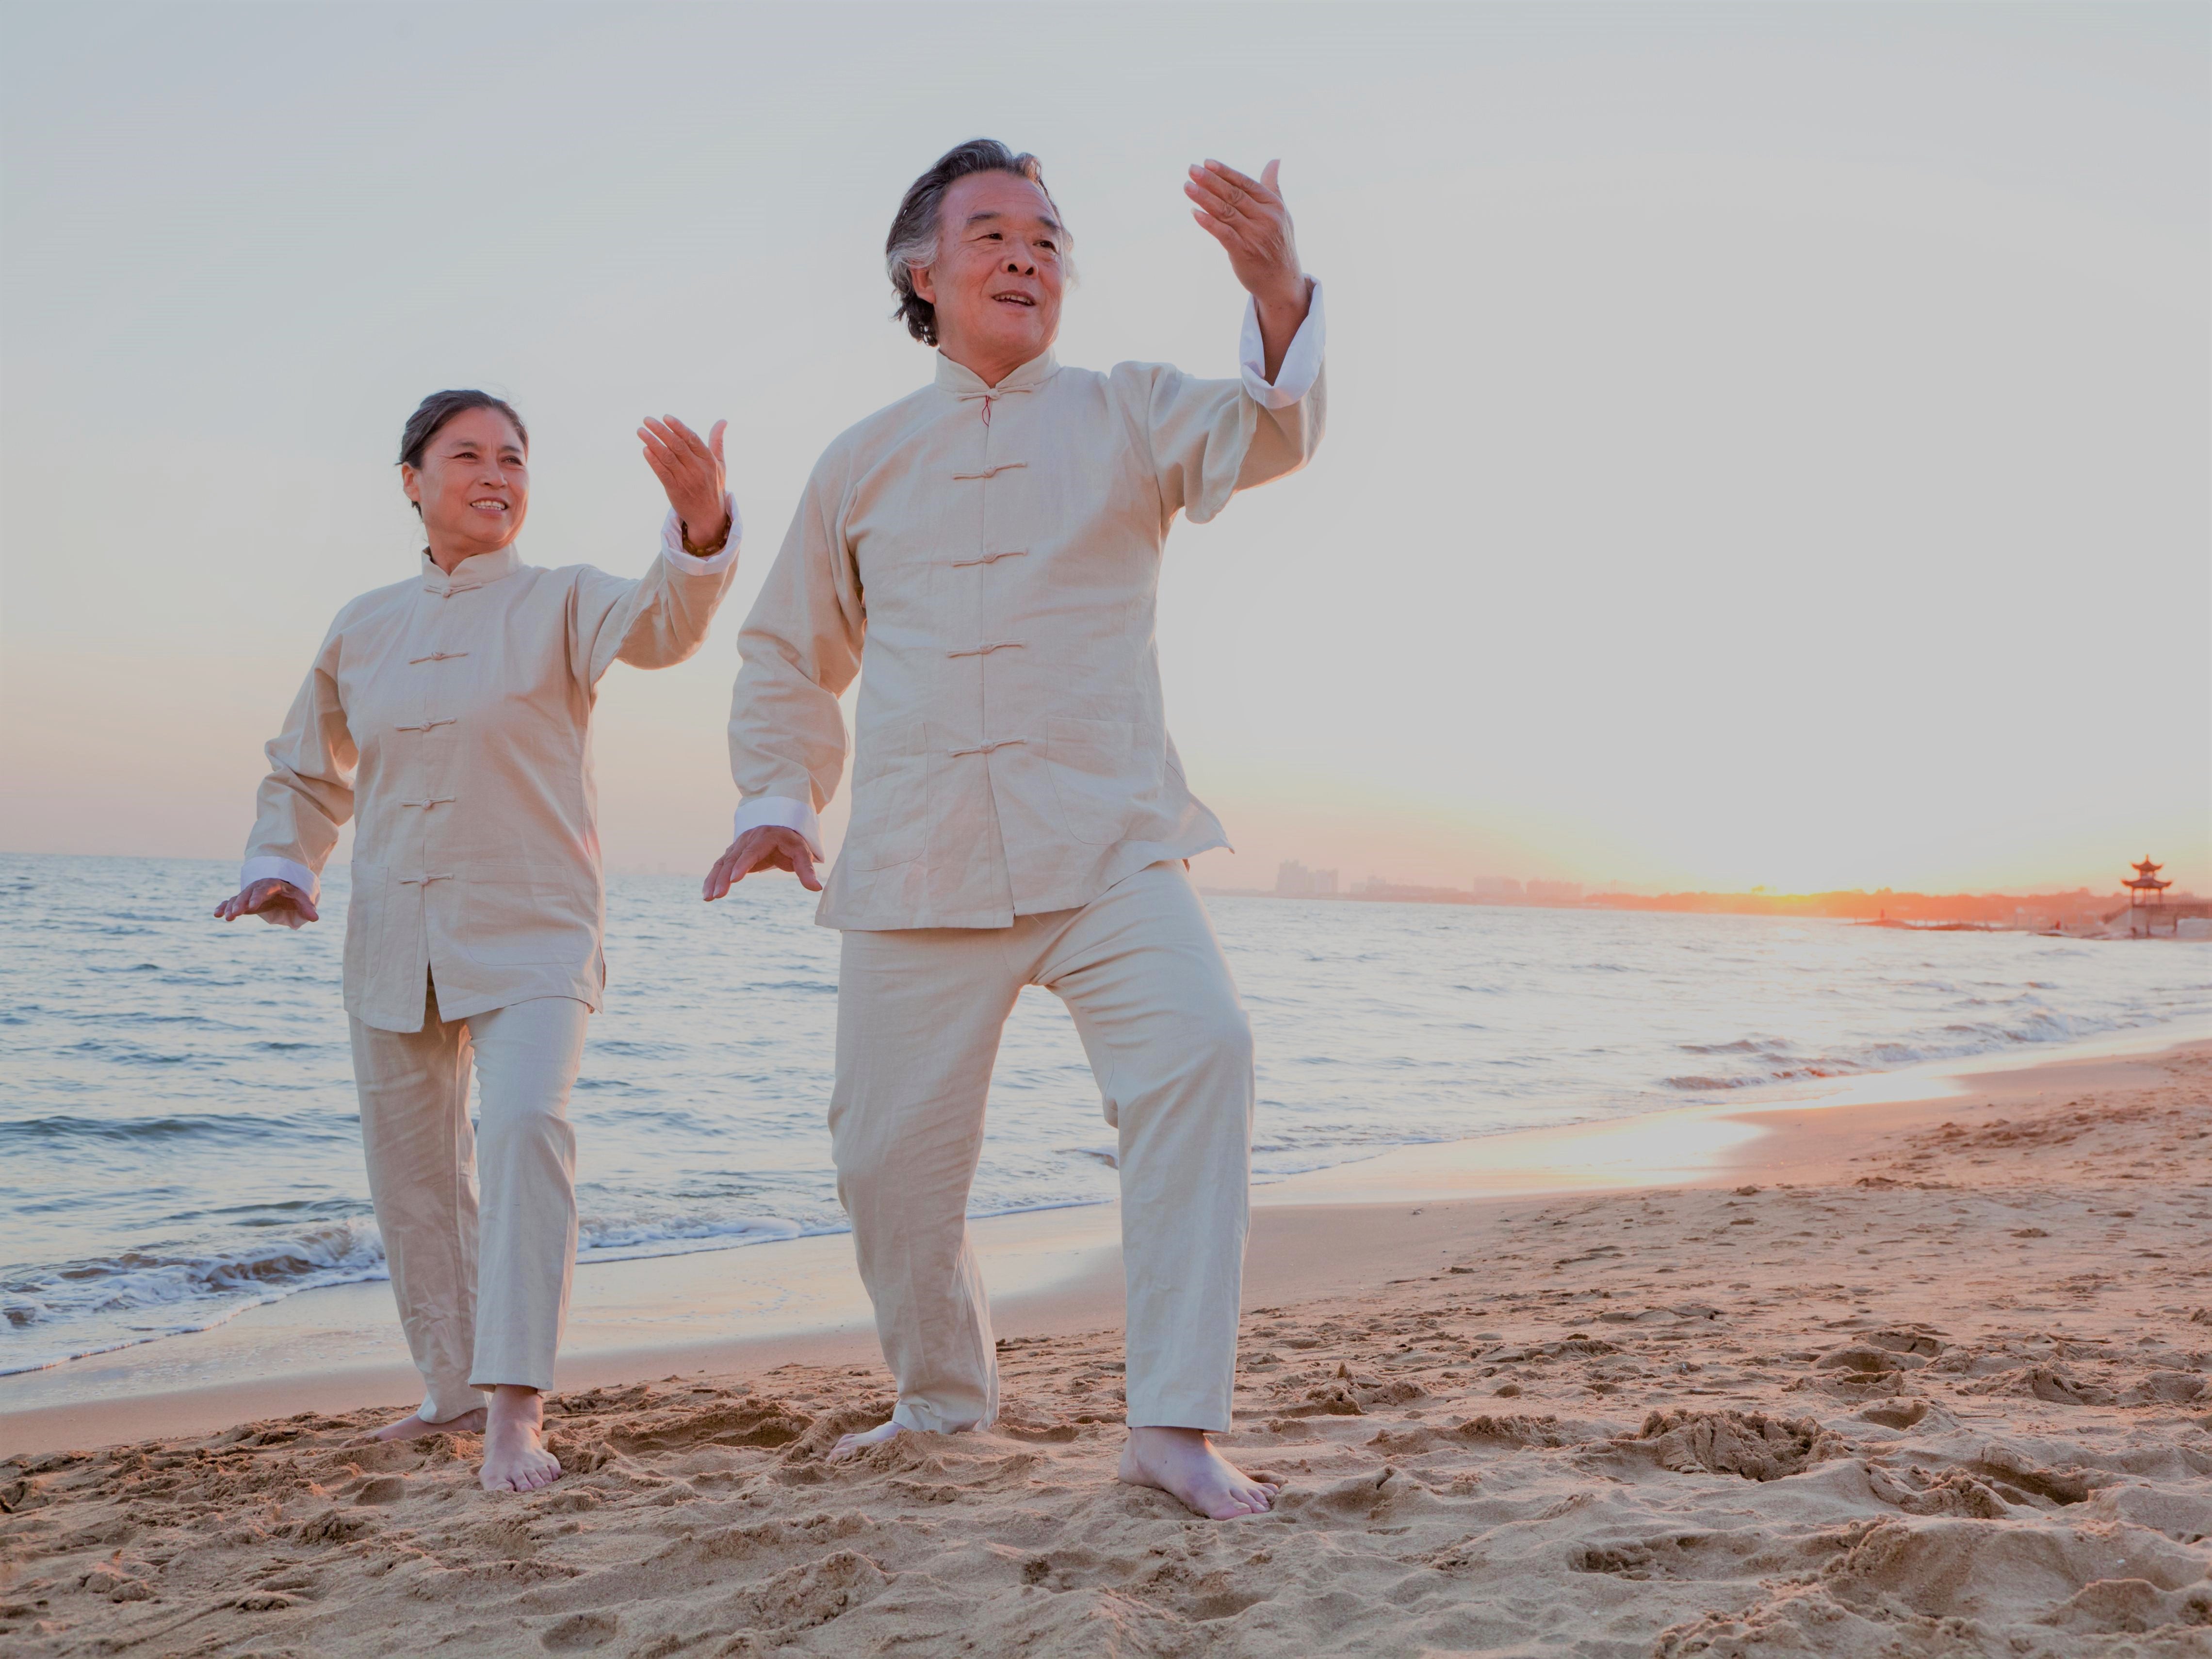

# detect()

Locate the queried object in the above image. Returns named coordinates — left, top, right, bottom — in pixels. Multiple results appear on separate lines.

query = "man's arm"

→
left=702, top=469, right=863, bottom=901
left=1122, top=156, right=1325, bottom=527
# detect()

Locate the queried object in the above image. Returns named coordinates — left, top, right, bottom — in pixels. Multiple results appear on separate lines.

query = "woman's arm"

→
left=215, top=627, right=355, bottom=927
left=570, top=416, right=741, bottom=683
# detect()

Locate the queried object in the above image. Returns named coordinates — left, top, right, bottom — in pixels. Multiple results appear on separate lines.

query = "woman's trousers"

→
left=348, top=984, right=588, bottom=1423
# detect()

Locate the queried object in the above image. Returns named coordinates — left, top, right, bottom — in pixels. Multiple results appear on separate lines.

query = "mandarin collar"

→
left=420, top=544, right=522, bottom=595
left=934, top=347, right=1060, bottom=400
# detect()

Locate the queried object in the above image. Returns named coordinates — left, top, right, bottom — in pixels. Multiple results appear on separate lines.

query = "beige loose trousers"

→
left=349, top=986, right=589, bottom=1423
left=831, top=862, right=1252, bottom=1434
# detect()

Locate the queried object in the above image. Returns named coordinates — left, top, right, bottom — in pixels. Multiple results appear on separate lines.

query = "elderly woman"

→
left=215, top=390, right=738, bottom=1491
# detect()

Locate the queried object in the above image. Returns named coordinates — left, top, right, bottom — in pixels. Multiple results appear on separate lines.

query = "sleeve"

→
left=240, top=619, right=355, bottom=902
left=726, top=461, right=865, bottom=859
left=569, top=494, right=742, bottom=687
left=1137, top=280, right=1327, bottom=527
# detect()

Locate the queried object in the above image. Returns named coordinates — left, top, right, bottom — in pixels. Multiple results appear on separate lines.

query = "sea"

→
left=3, top=850, right=2207, bottom=1379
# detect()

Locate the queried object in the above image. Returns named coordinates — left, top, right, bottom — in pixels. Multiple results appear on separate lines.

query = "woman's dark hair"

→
left=397, top=389, right=528, bottom=471
left=884, top=139, right=1070, bottom=345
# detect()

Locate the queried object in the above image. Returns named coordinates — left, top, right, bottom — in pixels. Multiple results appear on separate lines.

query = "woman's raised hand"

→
left=213, top=878, right=319, bottom=929
left=639, top=416, right=731, bottom=553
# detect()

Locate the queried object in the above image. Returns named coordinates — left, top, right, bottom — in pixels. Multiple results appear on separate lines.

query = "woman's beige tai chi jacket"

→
left=242, top=510, right=738, bottom=1032
left=729, top=293, right=1325, bottom=930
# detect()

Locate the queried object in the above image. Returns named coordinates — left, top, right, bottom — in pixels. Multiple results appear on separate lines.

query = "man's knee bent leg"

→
left=1159, top=992, right=1254, bottom=1089
left=1101, top=994, right=1254, bottom=1140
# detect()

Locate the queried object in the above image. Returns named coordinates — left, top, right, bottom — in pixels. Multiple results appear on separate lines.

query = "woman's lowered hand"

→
left=640, top=416, right=731, bottom=553
left=214, top=878, right=319, bottom=928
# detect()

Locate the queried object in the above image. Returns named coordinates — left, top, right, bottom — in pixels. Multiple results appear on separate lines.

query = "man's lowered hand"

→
left=702, top=826, right=821, bottom=900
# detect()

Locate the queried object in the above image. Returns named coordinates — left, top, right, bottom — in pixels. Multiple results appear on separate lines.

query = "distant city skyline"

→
left=3, top=4, right=2205, bottom=895
left=1252, top=856, right=2189, bottom=905
left=1233, top=858, right=2196, bottom=937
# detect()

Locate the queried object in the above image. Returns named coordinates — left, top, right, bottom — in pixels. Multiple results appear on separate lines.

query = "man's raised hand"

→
left=639, top=416, right=731, bottom=553
left=213, top=878, right=319, bottom=929
left=702, top=826, right=822, bottom=901
left=1186, top=159, right=1311, bottom=382
left=1186, top=159, right=1305, bottom=313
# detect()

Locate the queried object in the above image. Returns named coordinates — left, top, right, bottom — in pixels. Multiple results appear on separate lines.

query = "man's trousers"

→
left=348, top=984, right=588, bottom=1423
left=830, top=861, right=1254, bottom=1434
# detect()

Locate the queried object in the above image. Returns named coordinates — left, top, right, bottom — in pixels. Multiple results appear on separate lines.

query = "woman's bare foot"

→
left=1118, top=1426, right=1278, bottom=1519
left=356, top=1405, right=485, bottom=1445
left=827, top=1419, right=904, bottom=1464
left=479, top=1385, right=562, bottom=1493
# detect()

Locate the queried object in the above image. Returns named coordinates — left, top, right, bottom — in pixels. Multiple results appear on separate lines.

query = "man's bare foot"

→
left=479, top=1385, right=561, bottom=1494
left=1118, top=1426, right=1278, bottom=1520
left=357, top=1405, right=485, bottom=1445
left=827, top=1419, right=905, bottom=1464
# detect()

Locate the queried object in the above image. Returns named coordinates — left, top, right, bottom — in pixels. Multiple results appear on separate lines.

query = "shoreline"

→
left=12, top=1012, right=2201, bottom=1386
left=6, top=1024, right=2205, bottom=1458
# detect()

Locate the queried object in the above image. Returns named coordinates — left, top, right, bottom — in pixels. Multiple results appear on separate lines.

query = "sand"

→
left=3, top=1045, right=2208, bottom=1657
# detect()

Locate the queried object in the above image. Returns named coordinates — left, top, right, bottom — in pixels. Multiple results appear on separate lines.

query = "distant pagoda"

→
left=2123, top=856, right=2176, bottom=936
left=2125, top=855, right=2171, bottom=910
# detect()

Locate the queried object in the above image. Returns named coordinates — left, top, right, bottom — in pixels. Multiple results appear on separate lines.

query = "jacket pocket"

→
left=1046, top=716, right=1148, bottom=846
left=840, top=723, right=927, bottom=871
left=457, top=862, right=591, bottom=967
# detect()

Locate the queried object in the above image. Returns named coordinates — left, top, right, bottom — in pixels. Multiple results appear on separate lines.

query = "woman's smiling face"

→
left=401, top=406, right=530, bottom=561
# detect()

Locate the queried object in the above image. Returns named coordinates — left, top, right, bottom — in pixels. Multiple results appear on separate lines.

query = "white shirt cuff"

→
left=240, top=855, right=320, bottom=903
left=732, top=795, right=824, bottom=861
left=1239, top=278, right=1325, bottom=409
left=661, top=492, right=741, bottom=575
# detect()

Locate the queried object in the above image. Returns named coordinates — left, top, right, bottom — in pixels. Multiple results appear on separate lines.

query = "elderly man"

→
left=702, top=138, right=1323, bottom=1520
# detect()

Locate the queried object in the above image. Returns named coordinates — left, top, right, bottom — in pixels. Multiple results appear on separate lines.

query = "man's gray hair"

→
left=885, top=138, right=1073, bottom=346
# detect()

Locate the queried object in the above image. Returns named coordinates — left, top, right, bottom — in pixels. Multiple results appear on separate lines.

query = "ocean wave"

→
left=1656, top=1004, right=2186, bottom=1094
left=576, top=1213, right=806, bottom=1258
left=1663, top=1068, right=1858, bottom=1092
left=0, top=1111, right=350, bottom=1147
left=0, top=1205, right=825, bottom=1374
left=0, top=1219, right=390, bottom=1373
left=2, top=1220, right=385, bottom=1323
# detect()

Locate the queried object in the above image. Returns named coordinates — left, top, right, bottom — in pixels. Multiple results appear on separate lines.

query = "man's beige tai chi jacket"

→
left=729, top=293, right=1325, bottom=930
left=242, top=513, right=738, bottom=1031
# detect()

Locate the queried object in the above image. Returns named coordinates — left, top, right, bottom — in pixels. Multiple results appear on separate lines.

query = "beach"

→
left=4, top=1039, right=2207, bottom=1656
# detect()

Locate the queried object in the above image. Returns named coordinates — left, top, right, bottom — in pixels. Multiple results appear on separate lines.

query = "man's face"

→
left=911, top=171, right=1066, bottom=368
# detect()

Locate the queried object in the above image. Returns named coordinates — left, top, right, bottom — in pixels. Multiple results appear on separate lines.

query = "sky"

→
left=2, top=1, right=2205, bottom=896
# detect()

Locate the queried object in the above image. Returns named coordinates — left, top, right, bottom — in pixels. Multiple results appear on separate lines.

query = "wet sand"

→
left=3, top=1042, right=2208, bottom=1655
